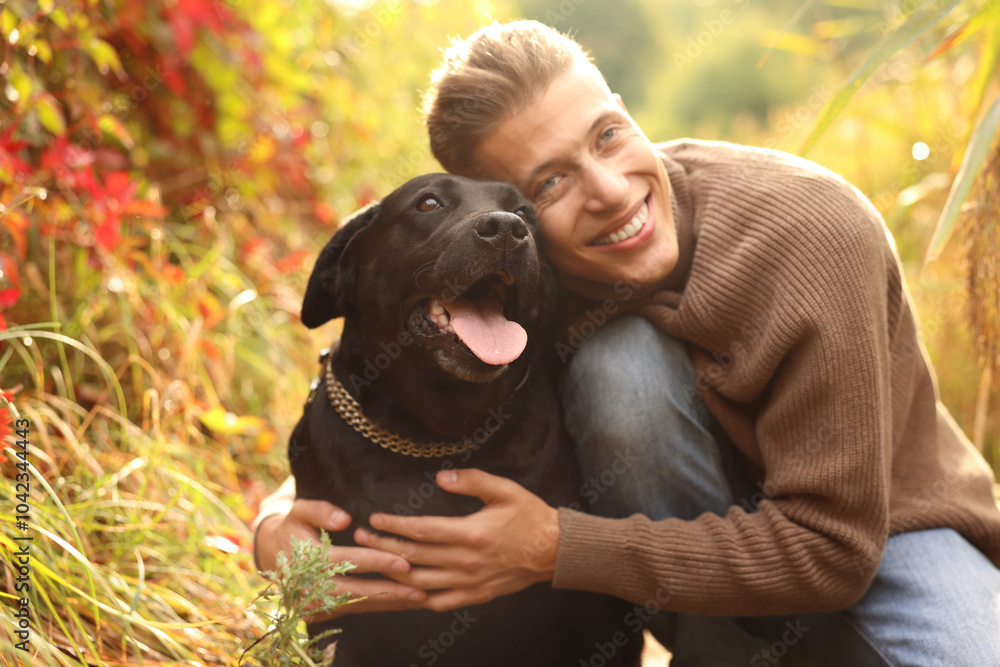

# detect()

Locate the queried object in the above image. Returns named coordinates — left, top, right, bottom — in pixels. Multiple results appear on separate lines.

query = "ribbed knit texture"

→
left=553, top=139, right=1000, bottom=616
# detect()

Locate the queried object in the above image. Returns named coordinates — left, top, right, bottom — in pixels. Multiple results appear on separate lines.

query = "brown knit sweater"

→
left=552, top=139, right=1000, bottom=616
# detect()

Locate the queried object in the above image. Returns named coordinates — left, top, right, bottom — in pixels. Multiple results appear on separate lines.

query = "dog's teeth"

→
left=445, top=324, right=454, bottom=333
left=430, top=300, right=445, bottom=315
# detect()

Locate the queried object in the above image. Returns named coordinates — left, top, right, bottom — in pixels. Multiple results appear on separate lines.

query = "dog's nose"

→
left=474, top=211, right=529, bottom=247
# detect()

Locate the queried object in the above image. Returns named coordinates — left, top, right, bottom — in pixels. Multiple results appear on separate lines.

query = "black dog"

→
left=290, top=173, right=642, bottom=666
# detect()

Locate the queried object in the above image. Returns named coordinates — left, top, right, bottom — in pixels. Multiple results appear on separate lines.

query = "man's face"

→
left=473, top=61, right=679, bottom=289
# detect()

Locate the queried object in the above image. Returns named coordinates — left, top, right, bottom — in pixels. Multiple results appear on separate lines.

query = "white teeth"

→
left=593, top=201, right=649, bottom=246
left=427, top=299, right=453, bottom=332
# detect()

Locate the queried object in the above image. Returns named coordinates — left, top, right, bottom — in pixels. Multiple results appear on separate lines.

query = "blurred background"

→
left=1, top=0, right=998, bottom=663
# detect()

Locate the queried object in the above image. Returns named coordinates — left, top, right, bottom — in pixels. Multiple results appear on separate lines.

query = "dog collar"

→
left=311, top=347, right=527, bottom=459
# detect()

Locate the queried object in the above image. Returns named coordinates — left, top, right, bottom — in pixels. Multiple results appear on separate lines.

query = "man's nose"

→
left=581, top=158, right=628, bottom=212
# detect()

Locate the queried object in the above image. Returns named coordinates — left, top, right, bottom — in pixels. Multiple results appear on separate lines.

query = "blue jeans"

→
left=560, top=315, right=1000, bottom=666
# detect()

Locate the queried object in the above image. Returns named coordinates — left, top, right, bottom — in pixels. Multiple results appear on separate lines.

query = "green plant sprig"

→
left=242, top=533, right=358, bottom=667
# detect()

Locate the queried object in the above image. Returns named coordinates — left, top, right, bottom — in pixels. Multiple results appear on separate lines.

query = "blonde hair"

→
left=424, top=20, right=601, bottom=176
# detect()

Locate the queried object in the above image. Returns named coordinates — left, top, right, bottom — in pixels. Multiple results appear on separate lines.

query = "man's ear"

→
left=300, top=201, right=381, bottom=328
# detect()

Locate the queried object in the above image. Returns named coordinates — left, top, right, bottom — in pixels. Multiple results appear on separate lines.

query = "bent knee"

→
left=563, top=315, right=699, bottom=416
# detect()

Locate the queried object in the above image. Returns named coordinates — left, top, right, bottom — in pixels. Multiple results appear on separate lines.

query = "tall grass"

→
left=0, top=214, right=324, bottom=664
left=0, top=1, right=515, bottom=662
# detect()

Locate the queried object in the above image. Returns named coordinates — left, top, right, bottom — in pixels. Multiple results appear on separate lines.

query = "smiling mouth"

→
left=412, top=272, right=527, bottom=366
left=591, top=198, right=650, bottom=246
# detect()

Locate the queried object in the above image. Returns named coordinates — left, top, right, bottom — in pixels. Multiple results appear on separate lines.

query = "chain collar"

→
left=309, top=347, right=529, bottom=459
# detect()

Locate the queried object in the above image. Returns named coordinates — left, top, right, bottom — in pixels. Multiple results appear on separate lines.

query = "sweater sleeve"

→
left=251, top=474, right=297, bottom=533
left=553, top=176, right=895, bottom=616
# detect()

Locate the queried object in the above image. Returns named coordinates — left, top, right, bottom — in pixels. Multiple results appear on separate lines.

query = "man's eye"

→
left=599, top=127, right=618, bottom=144
left=537, top=175, right=559, bottom=195
left=417, top=197, right=440, bottom=212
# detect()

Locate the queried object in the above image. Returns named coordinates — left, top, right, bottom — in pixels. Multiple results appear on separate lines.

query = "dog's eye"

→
left=514, top=207, right=530, bottom=222
left=416, top=197, right=441, bottom=212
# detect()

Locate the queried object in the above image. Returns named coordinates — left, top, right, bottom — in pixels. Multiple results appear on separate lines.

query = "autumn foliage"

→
left=0, top=0, right=500, bottom=662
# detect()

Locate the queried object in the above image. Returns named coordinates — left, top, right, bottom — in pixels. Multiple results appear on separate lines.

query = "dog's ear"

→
left=300, top=201, right=381, bottom=328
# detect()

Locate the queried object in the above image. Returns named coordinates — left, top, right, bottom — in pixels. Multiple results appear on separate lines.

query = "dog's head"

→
left=302, top=173, right=556, bottom=383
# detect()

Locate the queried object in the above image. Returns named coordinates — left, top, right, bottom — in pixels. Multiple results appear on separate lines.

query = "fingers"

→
left=330, top=544, right=413, bottom=576
left=365, top=468, right=524, bottom=544
left=286, top=498, right=352, bottom=531
left=419, top=576, right=537, bottom=613
left=389, top=564, right=486, bottom=590
left=420, top=587, right=494, bottom=613
left=367, top=512, right=475, bottom=546
left=434, top=468, right=521, bottom=503
left=356, top=525, right=493, bottom=572
left=255, top=498, right=412, bottom=582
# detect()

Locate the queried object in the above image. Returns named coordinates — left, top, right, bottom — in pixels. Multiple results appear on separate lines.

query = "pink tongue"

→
left=444, top=295, right=527, bottom=365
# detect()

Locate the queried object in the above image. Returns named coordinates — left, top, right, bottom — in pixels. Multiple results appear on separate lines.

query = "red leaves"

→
left=162, top=263, right=184, bottom=286
left=94, top=214, right=121, bottom=251
left=275, top=249, right=310, bottom=274
left=41, top=137, right=100, bottom=197
left=103, top=171, right=139, bottom=206
left=1, top=213, right=28, bottom=259
left=0, top=289, right=21, bottom=309
left=314, top=201, right=337, bottom=226
left=0, top=222, right=25, bottom=312
left=165, top=0, right=231, bottom=56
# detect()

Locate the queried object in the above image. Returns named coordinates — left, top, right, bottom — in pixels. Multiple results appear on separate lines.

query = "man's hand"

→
left=354, top=469, right=560, bottom=612
left=255, top=498, right=427, bottom=621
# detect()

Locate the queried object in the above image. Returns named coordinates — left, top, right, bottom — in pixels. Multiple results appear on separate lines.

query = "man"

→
left=255, top=20, right=1000, bottom=664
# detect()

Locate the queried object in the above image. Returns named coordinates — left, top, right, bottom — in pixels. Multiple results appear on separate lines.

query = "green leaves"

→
left=246, top=532, right=355, bottom=667
left=84, top=36, right=125, bottom=75
left=35, top=94, right=66, bottom=135
left=925, top=93, right=1000, bottom=263
left=796, top=1, right=1000, bottom=267
left=800, top=0, right=961, bottom=156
